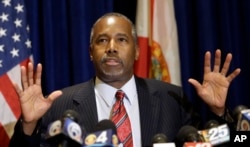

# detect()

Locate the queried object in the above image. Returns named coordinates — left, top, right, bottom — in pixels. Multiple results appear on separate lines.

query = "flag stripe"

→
left=0, top=74, right=21, bottom=119
left=134, top=0, right=150, bottom=78
left=134, top=37, right=150, bottom=78
left=7, top=58, right=31, bottom=89
left=0, top=92, right=17, bottom=125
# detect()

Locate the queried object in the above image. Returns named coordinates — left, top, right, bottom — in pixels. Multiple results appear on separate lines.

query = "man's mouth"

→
left=105, top=59, right=120, bottom=66
left=102, top=57, right=122, bottom=66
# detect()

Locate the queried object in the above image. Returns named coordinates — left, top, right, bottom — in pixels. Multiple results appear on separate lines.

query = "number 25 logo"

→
left=208, top=124, right=229, bottom=141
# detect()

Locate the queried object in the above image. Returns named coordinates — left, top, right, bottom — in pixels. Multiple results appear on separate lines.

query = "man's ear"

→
left=89, top=46, right=93, bottom=61
left=135, top=47, right=140, bottom=60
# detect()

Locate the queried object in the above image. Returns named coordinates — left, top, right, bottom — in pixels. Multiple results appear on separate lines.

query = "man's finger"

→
left=35, top=63, right=42, bottom=85
left=28, top=62, right=34, bottom=85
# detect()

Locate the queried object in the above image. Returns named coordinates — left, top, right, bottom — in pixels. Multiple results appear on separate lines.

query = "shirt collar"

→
left=94, top=76, right=137, bottom=107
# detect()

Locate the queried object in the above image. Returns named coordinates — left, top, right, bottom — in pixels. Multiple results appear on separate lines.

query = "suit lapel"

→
left=135, top=77, right=161, bottom=145
left=72, top=79, right=99, bottom=132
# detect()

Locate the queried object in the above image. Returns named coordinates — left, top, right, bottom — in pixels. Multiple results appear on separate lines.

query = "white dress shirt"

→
left=94, top=76, right=141, bottom=147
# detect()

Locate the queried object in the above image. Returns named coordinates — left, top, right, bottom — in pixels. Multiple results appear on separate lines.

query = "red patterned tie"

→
left=111, top=90, right=133, bottom=147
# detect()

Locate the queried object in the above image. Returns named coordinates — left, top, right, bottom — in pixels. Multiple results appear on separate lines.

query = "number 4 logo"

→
left=96, top=131, right=108, bottom=143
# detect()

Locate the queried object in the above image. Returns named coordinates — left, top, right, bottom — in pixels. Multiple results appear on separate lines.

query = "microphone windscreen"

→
left=94, top=119, right=117, bottom=134
left=176, top=125, right=203, bottom=143
left=204, top=120, right=219, bottom=129
left=233, top=105, right=248, bottom=120
left=176, top=125, right=197, bottom=139
left=62, top=109, right=80, bottom=123
left=152, top=133, right=168, bottom=143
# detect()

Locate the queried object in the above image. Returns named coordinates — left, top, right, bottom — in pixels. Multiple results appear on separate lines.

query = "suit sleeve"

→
left=9, top=119, right=42, bottom=147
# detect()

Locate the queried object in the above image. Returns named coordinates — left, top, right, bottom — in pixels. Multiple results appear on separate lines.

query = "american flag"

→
left=0, top=0, right=32, bottom=146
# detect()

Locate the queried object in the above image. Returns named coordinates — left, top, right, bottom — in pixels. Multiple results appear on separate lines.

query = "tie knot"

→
left=115, top=90, right=125, bottom=101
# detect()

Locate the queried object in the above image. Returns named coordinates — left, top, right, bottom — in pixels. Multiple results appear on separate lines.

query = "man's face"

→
left=90, top=16, right=139, bottom=84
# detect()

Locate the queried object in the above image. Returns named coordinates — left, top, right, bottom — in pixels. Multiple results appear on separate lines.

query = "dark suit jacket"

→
left=10, top=76, right=202, bottom=146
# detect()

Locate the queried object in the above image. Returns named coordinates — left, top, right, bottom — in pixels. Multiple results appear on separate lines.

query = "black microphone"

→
left=152, top=133, right=168, bottom=143
left=204, top=119, right=220, bottom=129
left=152, top=133, right=176, bottom=147
left=93, top=119, right=117, bottom=134
left=83, top=119, right=120, bottom=146
left=233, top=105, right=248, bottom=121
left=46, top=109, right=84, bottom=147
left=175, top=125, right=205, bottom=147
left=62, top=109, right=80, bottom=122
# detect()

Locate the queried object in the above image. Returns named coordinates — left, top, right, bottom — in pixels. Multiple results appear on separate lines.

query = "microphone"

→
left=233, top=105, right=248, bottom=121
left=198, top=123, right=230, bottom=146
left=175, top=125, right=205, bottom=147
left=236, top=109, right=250, bottom=131
left=83, top=119, right=120, bottom=147
left=93, top=119, right=117, bottom=134
left=46, top=109, right=84, bottom=147
left=204, top=119, right=220, bottom=129
left=152, top=133, right=168, bottom=143
left=151, top=133, right=176, bottom=147
left=233, top=105, right=250, bottom=131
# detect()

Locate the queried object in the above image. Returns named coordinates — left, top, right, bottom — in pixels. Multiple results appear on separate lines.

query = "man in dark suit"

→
left=10, top=12, right=241, bottom=146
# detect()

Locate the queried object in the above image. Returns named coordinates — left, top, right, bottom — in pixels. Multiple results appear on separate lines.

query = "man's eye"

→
left=100, top=39, right=107, bottom=42
left=98, top=38, right=108, bottom=43
left=118, top=38, right=127, bottom=42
